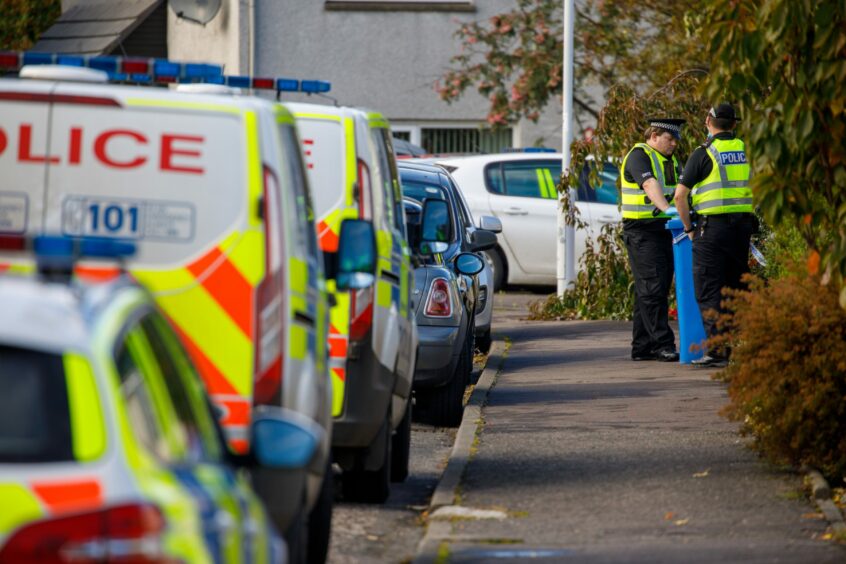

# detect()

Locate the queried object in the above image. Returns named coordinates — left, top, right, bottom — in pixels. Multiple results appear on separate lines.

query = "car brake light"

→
left=425, top=278, right=452, bottom=317
left=0, top=502, right=173, bottom=564
left=254, top=165, right=284, bottom=405
left=357, top=159, right=372, bottom=220
left=347, top=158, right=376, bottom=342
left=0, top=234, right=26, bottom=251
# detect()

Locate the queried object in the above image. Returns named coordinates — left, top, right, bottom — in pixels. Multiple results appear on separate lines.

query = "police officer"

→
left=674, top=103, right=756, bottom=367
left=621, top=117, right=685, bottom=362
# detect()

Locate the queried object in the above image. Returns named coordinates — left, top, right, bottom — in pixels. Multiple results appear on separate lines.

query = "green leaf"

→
left=799, top=111, right=815, bottom=142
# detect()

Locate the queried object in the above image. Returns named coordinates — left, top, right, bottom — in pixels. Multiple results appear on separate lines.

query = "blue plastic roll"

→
left=666, top=218, right=707, bottom=363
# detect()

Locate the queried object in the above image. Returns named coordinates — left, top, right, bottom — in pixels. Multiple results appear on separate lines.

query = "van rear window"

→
left=296, top=119, right=345, bottom=221
left=0, top=345, right=74, bottom=463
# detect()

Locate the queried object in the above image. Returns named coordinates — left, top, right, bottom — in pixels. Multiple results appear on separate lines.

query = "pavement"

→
left=420, top=292, right=846, bottom=563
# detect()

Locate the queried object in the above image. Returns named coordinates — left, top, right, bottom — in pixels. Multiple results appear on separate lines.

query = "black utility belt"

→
left=699, top=212, right=754, bottom=222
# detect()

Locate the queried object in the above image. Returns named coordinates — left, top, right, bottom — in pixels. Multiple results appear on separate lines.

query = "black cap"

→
left=709, top=103, right=741, bottom=122
left=647, top=117, right=686, bottom=139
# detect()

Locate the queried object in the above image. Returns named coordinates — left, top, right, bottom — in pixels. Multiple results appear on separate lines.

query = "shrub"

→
left=715, top=271, right=846, bottom=480
left=528, top=222, right=634, bottom=320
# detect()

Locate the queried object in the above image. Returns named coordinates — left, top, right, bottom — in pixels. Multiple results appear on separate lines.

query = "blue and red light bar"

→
left=0, top=51, right=332, bottom=94
left=205, top=75, right=330, bottom=94
left=0, top=51, right=223, bottom=83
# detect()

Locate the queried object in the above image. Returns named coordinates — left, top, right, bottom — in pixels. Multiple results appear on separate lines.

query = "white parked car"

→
left=434, top=152, right=621, bottom=290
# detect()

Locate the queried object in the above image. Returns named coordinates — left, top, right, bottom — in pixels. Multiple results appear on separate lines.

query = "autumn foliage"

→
left=0, top=0, right=61, bottom=50
left=715, top=272, right=846, bottom=480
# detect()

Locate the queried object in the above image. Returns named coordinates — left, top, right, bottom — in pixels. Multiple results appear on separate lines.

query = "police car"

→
left=0, top=236, right=326, bottom=563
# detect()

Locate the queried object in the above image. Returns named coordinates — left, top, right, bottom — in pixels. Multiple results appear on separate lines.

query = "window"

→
left=279, top=124, right=320, bottom=259
left=422, top=127, right=512, bottom=154
left=0, top=346, right=74, bottom=463
left=371, top=128, right=407, bottom=236
left=448, top=177, right=475, bottom=228
left=325, top=0, right=474, bottom=11
left=577, top=162, right=620, bottom=205
left=401, top=180, right=448, bottom=204
left=141, top=315, right=221, bottom=463
left=485, top=160, right=562, bottom=199
left=116, top=337, right=171, bottom=462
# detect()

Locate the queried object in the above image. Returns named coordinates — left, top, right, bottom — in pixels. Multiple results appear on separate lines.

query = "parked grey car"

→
left=398, top=161, right=500, bottom=354
left=403, top=197, right=485, bottom=427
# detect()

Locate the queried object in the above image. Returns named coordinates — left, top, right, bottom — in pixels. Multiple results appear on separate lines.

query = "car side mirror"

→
left=478, top=215, right=502, bottom=233
left=250, top=406, right=323, bottom=469
left=470, top=229, right=497, bottom=252
left=420, top=199, right=451, bottom=255
left=336, top=219, right=377, bottom=291
left=453, top=252, right=485, bottom=276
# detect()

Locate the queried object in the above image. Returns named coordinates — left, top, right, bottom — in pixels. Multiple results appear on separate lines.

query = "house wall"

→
left=50, top=1, right=596, bottom=150
left=168, top=0, right=249, bottom=74
left=253, top=0, right=565, bottom=149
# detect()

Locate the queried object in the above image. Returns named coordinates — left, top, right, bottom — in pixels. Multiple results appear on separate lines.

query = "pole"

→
left=557, top=0, right=576, bottom=296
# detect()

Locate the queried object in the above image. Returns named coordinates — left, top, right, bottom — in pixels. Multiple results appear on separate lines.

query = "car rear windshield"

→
left=400, top=180, right=448, bottom=204
left=0, top=345, right=74, bottom=463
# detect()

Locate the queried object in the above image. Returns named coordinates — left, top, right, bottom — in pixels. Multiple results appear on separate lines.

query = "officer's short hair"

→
left=711, top=116, right=735, bottom=131
left=644, top=126, right=672, bottom=141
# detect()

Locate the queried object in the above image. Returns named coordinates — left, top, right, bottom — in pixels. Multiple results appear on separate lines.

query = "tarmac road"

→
left=327, top=422, right=456, bottom=564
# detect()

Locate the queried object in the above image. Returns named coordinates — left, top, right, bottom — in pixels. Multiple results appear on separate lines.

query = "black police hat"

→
left=709, top=103, right=741, bottom=122
left=647, top=117, right=686, bottom=139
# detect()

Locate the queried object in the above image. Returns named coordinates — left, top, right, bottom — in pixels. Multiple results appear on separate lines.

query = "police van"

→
left=0, top=53, right=376, bottom=562
left=288, top=103, right=417, bottom=502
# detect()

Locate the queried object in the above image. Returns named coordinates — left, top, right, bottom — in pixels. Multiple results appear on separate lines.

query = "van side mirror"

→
left=420, top=199, right=451, bottom=255
left=470, top=229, right=498, bottom=252
left=250, top=406, right=323, bottom=469
left=336, top=219, right=377, bottom=290
left=478, top=215, right=502, bottom=233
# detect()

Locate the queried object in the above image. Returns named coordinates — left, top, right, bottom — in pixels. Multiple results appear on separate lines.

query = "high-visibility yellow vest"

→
left=620, top=143, right=679, bottom=220
left=691, top=137, right=753, bottom=215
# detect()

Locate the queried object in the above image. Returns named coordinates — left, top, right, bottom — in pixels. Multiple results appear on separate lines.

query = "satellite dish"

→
left=170, top=0, right=222, bottom=25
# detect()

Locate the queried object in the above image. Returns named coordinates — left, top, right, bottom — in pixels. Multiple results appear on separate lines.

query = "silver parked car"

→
left=403, top=196, right=485, bottom=427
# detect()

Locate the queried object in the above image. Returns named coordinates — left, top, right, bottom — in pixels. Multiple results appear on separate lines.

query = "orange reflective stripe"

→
left=317, top=219, right=339, bottom=252
left=331, top=366, right=346, bottom=382
left=169, top=320, right=238, bottom=396
left=328, top=335, right=348, bottom=358
left=229, top=439, right=249, bottom=455
left=187, top=248, right=253, bottom=339
left=212, top=394, right=251, bottom=427
left=0, top=263, right=10, bottom=274
left=74, top=266, right=122, bottom=282
left=32, top=479, right=102, bottom=514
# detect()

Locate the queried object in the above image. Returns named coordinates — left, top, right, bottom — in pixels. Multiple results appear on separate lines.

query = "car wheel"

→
left=390, top=397, right=412, bottom=483
left=341, top=415, right=391, bottom=503
left=484, top=248, right=505, bottom=292
left=306, top=459, right=333, bottom=563
left=417, top=320, right=473, bottom=428
left=476, top=329, right=492, bottom=355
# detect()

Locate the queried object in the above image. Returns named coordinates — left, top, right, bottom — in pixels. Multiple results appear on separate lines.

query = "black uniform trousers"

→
left=622, top=222, right=675, bottom=357
left=692, top=213, right=758, bottom=342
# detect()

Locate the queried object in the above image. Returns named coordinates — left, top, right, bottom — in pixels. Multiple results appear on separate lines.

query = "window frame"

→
left=325, top=0, right=475, bottom=12
left=483, top=159, right=564, bottom=200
